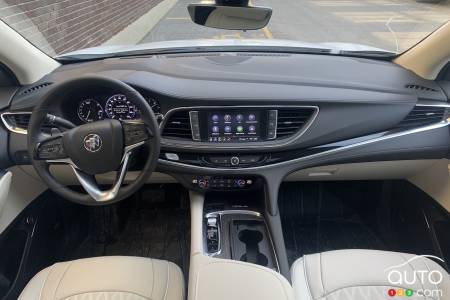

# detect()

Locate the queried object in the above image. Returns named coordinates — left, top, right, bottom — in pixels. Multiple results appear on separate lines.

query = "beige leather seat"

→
left=19, top=256, right=185, bottom=300
left=291, top=249, right=450, bottom=300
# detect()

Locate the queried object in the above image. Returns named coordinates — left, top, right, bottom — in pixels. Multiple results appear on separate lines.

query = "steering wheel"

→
left=27, top=75, right=160, bottom=205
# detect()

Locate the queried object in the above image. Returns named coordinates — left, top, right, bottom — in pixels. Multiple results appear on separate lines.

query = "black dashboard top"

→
left=1, top=52, right=449, bottom=173
left=9, top=52, right=448, bottom=110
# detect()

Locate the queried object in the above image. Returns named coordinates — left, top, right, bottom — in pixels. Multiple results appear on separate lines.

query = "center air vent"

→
left=394, top=105, right=447, bottom=130
left=276, top=108, right=316, bottom=139
left=162, top=111, right=192, bottom=140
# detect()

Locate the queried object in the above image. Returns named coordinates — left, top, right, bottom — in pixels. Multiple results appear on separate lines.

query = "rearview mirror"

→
left=187, top=4, right=272, bottom=30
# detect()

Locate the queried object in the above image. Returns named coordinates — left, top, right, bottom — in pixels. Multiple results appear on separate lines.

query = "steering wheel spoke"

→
left=72, top=151, right=132, bottom=202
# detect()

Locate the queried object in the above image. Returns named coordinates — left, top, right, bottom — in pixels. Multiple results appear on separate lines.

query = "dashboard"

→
left=1, top=51, right=449, bottom=197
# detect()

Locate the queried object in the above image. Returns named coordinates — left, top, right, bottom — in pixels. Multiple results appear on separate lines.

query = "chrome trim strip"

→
left=159, top=120, right=450, bottom=171
left=416, top=102, right=450, bottom=108
left=0, top=111, right=31, bottom=135
left=205, top=210, right=263, bottom=218
left=72, top=150, right=131, bottom=202
left=188, top=110, right=201, bottom=141
left=159, top=105, right=320, bottom=149
left=267, top=109, right=278, bottom=140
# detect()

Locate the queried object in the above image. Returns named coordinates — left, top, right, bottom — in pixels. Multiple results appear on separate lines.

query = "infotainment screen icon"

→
left=207, top=111, right=260, bottom=143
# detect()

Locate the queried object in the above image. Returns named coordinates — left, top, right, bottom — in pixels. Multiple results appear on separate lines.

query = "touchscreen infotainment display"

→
left=207, top=111, right=260, bottom=142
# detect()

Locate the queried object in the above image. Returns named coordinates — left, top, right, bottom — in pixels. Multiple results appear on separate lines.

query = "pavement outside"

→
left=139, top=0, right=450, bottom=53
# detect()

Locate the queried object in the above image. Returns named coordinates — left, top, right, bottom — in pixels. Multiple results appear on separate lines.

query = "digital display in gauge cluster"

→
left=207, top=111, right=260, bottom=142
left=77, top=94, right=160, bottom=123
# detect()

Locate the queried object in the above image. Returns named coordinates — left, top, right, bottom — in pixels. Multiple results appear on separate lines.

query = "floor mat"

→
left=65, top=185, right=190, bottom=276
left=279, top=182, right=386, bottom=265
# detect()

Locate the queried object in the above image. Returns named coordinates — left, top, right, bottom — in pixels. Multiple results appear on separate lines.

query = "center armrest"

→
left=188, top=254, right=294, bottom=300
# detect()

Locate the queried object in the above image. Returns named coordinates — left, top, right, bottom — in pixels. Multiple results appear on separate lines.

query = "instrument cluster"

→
left=76, top=94, right=161, bottom=123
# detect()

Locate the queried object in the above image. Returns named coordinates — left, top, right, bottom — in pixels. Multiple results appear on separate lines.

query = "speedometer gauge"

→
left=105, top=94, right=137, bottom=120
left=78, top=99, right=104, bottom=122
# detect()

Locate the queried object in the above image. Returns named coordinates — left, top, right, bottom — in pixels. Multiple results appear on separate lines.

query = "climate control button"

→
left=236, top=179, right=246, bottom=188
left=198, top=178, right=209, bottom=189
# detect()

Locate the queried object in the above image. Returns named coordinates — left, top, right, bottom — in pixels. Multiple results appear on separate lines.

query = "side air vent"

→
left=394, top=106, right=446, bottom=130
left=405, top=84, right=438, bottom=92
left=20, top=82, right=52, bottom=95
left=276, top=108, right=316, bottom=139
left=162, top=111, right=192, bottom=140
left=1, top=113, right=52, bottom=134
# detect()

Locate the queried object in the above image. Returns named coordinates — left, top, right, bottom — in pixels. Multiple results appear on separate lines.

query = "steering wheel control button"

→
left=267, top=110, right=278, bottom=140
left=230, top=156, right=240, bottom=166
left=36, top=137, right=66, bottom=159
left=83, top=134, right=102, bottom=152
left=123, top=121, right=150, bottom=146
left=189, top=111, right=201, bottom=141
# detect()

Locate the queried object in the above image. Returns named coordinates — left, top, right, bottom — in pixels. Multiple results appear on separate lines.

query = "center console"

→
left=188, top=191, right=293, bottom=300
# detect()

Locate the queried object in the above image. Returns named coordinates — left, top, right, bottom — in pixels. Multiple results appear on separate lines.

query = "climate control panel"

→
left=192, top=176, right=261, bottom=190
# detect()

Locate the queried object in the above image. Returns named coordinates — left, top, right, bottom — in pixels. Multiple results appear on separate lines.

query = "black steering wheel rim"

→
left=27, top=75, right=161, bottom=205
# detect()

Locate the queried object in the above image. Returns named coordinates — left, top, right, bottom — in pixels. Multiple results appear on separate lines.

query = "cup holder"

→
left=238, top=229, right=269, bottom=266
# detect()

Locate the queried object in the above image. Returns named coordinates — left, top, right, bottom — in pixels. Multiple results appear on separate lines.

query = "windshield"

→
left=1, top=0, right=449, bottom=58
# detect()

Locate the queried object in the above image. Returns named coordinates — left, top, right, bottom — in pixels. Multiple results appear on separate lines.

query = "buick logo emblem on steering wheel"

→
left=83, top=134, right=102, bottom=152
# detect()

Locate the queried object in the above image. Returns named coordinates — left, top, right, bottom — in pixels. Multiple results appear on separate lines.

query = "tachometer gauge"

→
left=105, top=94, right=136, bottom=120
left=78, top=99, right=104, bottom=122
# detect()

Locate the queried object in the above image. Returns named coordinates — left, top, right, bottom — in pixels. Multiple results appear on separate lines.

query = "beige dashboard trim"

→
left=0, top=166, right=47, bottom=234
left=394, top=21, right=450, bottom=80
left=0, top=20, right=59, bottom=84
left=30, top=160, right=442, bottom=185
left=285, top=160, right=438, bottom=181
left=408, top=159, right=450, bottom=212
